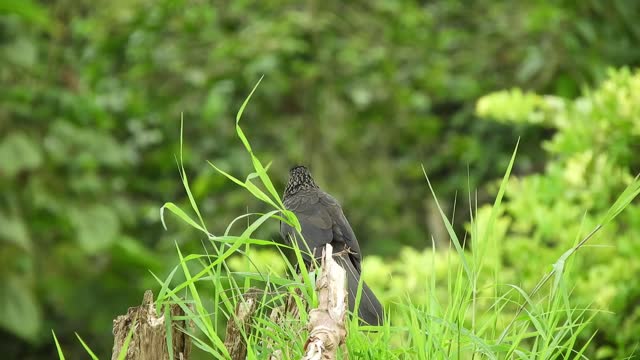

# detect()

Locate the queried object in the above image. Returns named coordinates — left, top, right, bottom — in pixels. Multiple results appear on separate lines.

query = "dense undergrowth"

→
left=54, top=74, right=640, bottom=359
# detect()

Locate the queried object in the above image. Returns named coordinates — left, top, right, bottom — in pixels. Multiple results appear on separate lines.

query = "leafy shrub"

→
left=476, top=68, right=640, bottom=359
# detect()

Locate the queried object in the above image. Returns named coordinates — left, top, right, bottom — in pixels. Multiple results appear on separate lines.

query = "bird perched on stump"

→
left=280, top=165, right=384, bottom=326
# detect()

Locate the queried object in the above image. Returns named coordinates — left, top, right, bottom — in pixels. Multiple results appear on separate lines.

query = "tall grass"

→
left=154, top=80, right=640, bottom=359
left=54, top=79, right=640, bottom=359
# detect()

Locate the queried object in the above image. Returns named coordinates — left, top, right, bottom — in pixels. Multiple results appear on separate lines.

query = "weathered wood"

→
left=229, top=244, right=347, bottom=359
left=224, top=287, right=261, bottom=360
left=302, top=244, right=348, bottom=360
left=268, top=286, right=306, bottom=360
left=111, top=290, right=192, bottom=360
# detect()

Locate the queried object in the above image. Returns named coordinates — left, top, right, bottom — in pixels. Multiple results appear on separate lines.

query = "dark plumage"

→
left=280, top=165, right=384, bottom=326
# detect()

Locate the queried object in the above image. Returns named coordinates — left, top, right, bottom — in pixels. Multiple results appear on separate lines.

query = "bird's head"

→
left=284, top=165, right=318, bottom=197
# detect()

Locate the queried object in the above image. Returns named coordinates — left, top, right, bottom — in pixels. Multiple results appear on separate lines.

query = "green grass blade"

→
left=116, top=320, right=137, bottom=360
left=422, top=167, right=472, bottom=280
left=207, top=161, right=248, bottom=188
left=160, top=202, right=208, bottom=234
left=177, top=116, right=209, bottom=233
left=74, top=332, right=99, bottom=360
left=174, top=244, right=229, bottom=357
left=601, top=175, right=640, bottom=225
left=235, top=75, right=264, bottom=151
left=481, top=139, right=518, bottom=245
left=51, top=330, right=66, bottom=360
left=150, top=265, right=179, bottom=313
left=165, top=305, right=174, bottom=360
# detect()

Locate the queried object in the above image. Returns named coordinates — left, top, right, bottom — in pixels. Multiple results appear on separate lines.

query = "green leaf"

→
left=0, top=132, right=42, bottom=178
left=0, top=277, right=41, bottom=341
left=68, top=205, right=120, bottom=253
left=0, top=211, right=31, bottom=251
left=0, top=0, right=49, bottom=28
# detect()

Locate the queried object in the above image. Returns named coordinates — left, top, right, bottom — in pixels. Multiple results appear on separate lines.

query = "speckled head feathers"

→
left=284, top=165, right=318, bottom=197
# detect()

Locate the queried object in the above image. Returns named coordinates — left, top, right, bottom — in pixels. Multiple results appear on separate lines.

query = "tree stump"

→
left=302, top=244, right=348, bottom=360
left=211, top=243, right=348, bottom=359
left=111, top=290, right=192, bottom=360
left=224, top=287, right=261, bottom=360
left=267, top=286, right=306, bottom=360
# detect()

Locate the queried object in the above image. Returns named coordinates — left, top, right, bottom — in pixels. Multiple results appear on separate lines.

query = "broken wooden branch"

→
left=267, top=286, right=306, bottom=360
left=226, top=244, right=348, bottom=359
left=302, top=244, right=348, bottom=360
left=111, top=290, right=192, bottom=360
left=224, top=287, right=261, bottom=360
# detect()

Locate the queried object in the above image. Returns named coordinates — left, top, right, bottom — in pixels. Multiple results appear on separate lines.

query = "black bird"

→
left=280, top=165, right=384, bottom=326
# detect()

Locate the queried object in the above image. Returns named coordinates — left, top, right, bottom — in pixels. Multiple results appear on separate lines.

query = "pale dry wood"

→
left=111, top=290, right=192, bottom=360
left=302, top=244, right=348, bottom=360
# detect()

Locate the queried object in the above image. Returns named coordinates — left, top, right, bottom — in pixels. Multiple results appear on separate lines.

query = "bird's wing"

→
left=319, top=192, right=363, bottom=272
left=281, top=192, right=334, bottom=260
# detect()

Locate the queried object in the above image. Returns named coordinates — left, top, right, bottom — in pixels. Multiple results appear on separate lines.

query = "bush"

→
left=476, top=68, right=640, bottom=359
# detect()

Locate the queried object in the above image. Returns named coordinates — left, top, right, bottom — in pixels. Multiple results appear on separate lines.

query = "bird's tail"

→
left=334, top=255, right=384, bottom=326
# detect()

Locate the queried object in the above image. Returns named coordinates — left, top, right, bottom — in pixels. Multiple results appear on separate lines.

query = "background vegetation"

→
left=1, top=0, right=639, bottom=358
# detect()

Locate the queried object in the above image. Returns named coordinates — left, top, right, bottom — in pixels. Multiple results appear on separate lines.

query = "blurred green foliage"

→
left=1, top=0, right=640, bottom=358
left=474, top=68, right=640, bottom=359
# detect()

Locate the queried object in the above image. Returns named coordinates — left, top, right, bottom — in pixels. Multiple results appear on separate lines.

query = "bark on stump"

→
left=268, top=286, right=306, bottom=360
left=224, top=244, right=348, bottom=360
left=111, top=290, right=192, bottom=360
left=224, top=287, right=261, bottom=360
